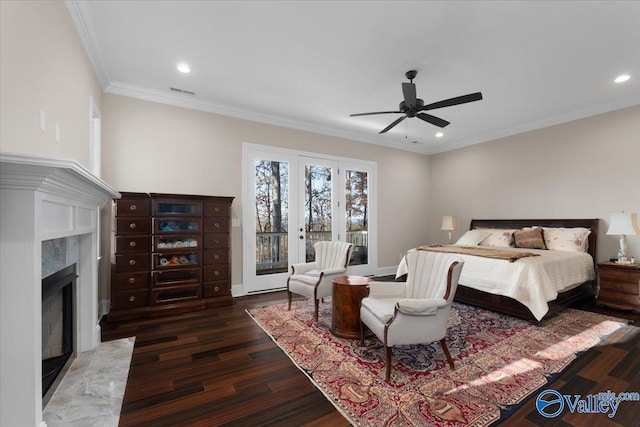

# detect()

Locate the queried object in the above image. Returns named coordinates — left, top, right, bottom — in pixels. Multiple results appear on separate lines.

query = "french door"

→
left=243, top=144, right=376, bottom=293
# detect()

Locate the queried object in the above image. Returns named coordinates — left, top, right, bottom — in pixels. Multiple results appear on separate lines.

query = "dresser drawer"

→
left=203, top=282, right=231, bottom=298
left=115, top=236, right=150, bottom=254
left=204, top=233, right=229, bottom=248
left=112, top=290, right=149, bottom=309
left=115, top=198, right=150, bottom=217
left=204, top=217, right=229, bottom=233
left=152, top=268, right=201, bottom=288
left=115, top=217, right=150, bottom=235
left=153, top=234, right=200, bottom=252
left=152, top=198, right=203, bottom=217
left=153, top=251, right=201, bottom=269
left=113, top=271, right=149, bottom=290
left=151, top=285, right=201, bottom=305
left=204, top=265, right=229, bottom=282
left=203, top=249, right=229, bottom=264
left=204, top=202, right=230, bottom=217
left=153, top=218, right=202, bottom=234
left=114, top=254, right=150, bottom=272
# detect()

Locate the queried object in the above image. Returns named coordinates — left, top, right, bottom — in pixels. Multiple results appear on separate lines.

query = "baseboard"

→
left=98, top=299, right=110, bottom=319
left=231, top=283, right=245, bottom=297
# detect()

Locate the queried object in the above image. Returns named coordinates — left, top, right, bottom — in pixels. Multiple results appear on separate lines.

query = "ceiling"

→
left=68, top=1, right=640, bottom=155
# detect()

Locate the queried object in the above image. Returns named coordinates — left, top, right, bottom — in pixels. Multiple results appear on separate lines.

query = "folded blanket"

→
left=416, top=244, right=540, bottom=263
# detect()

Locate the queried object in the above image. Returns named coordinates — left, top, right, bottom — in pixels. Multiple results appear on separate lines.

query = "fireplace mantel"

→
left=0, top=153, right=120, bottom=427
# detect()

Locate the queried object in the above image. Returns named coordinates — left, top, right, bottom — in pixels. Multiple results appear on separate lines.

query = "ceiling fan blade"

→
left=421, top=92, right=483, bottom=111
left=417, top=113, right=450, bottom=128
left=350, top=110, right=402, bottom=117
left=402, top=82, right=417, bottom=108
left=379, top=116, right=406, bottom=134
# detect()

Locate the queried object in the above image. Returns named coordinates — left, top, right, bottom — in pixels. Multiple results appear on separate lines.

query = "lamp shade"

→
left=606, top=212, right=639, bottom=236
left=441, top=215, right=457, bottom=231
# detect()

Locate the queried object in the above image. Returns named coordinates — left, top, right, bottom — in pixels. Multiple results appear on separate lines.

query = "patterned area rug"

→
left=247, top=300, right=627, bottom=426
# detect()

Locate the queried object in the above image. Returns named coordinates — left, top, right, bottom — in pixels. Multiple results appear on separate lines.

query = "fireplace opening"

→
left=41, top=264, right=76, bottom=403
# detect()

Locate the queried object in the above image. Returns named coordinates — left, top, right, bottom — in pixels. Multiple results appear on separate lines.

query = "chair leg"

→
left=385, top=346, right=392, bottom=382
left=440, top=338, right=455, bottom=370
left=287, top=291, right=292, bottom=311
left=359, top=321, right=365, bottom=346
left=314, top=299, right=319, bottom=322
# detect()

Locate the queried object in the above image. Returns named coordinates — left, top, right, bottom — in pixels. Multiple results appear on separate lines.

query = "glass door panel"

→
left=254, top=159, right=289, bottom=276
left=299, top=157, right=338, bottom=263
left=345, top=169, right=369, bottom=266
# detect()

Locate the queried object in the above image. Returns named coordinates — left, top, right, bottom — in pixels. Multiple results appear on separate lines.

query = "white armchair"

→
left=287, top=241, right=353, bottom=321
left=359, top=250, right=464, bottom=381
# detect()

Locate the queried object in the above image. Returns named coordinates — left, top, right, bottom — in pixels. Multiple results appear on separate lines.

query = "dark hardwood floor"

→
left=102, top=293, right=640, bottom=427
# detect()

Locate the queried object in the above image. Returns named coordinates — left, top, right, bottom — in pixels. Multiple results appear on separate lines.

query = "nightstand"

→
left=596, top=261, right=640, bottom=314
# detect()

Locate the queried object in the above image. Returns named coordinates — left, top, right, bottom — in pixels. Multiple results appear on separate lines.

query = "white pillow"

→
left=542, top=227, right=591, bottom=253
left=477, top=228, right=517, bottom=247
left=455, top=229, right=492, bottom=246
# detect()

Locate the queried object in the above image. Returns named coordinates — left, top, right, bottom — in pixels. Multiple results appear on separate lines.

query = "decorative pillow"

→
left=542, top=227, right=591, bottom=253
left=513, top=227, right=546, bottom=249
left=455, top=229, right=492, bottom=246
left=477, top=228, right=517, bottom=247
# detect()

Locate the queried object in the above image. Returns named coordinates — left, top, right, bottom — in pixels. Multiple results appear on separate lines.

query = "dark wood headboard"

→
left=469, top=218, right=599, bottom=262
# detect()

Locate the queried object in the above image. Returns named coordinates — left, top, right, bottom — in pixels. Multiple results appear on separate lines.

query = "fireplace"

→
left=0, top=153, right=120, bottom=427
left=41, top=264, right=76, bottom=404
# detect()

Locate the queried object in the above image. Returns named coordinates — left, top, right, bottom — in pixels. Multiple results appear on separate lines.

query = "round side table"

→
left=330, top=275, right=372, bottom=339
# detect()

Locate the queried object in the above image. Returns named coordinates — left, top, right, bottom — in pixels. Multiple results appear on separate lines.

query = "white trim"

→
left=65, top=1, right=111, bottom=88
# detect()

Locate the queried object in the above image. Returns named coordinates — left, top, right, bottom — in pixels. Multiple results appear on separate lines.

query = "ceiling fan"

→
left=350, top=70, right=483, bottom=134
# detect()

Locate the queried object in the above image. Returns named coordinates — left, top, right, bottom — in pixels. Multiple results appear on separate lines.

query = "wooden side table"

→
left=330, top=276, right=371, bottom=339
left=596, top=261, right=640, bottom=314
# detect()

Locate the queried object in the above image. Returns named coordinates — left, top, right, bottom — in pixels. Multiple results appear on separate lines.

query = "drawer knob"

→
left=214, top=223, right=220, bottom=228
left=129, top=296, right=135, bottom=302
left=129, top=259, right=136, bottom=266
left=128, top=277, right=136, bottom=284
left=129, top=241, right=136, bottom=247
left=129, top=222, right=137, bottom=229
left=214, top=270, right=220, bottom=276
left=214, top=239, right=220, bottom=244
left=215, top=207, right=220, bottom=212
left=130, top=204, right=137, bottom=211
left=214, top=286, right=220, bottom=292
left=214, top=254, right=220, bottom=260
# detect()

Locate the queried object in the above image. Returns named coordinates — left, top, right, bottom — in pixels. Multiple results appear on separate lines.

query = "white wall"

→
left=427, top=105, right=640, bottom=262
left=101, top=93, right=432, bottom=293
left=0, top=1, right=102, bottom=167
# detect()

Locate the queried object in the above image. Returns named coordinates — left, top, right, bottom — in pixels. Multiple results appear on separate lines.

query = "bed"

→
left=399, top=219, right=599, bottom=322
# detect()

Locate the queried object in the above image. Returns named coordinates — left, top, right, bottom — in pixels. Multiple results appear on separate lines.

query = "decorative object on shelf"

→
left=441, top=215, right=457, bottom=244
left=606, top=212, right=639, bottom=264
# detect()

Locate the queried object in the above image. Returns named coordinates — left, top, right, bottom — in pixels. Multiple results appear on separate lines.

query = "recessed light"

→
left=177, top=63, right=191, bottom=74
left=435, top=132, right=444, bottom=138
left=614, top=74, right=630, bottom=83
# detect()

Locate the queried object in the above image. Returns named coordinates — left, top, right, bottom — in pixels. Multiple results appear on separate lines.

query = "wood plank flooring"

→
left=102, top=293, right=640, bottom=426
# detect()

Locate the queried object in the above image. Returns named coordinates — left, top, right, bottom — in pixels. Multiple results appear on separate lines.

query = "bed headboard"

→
left=469, top=218, right=599, bottom=261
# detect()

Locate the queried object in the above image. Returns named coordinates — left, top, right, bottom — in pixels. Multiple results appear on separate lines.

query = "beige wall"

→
left=428, top=105, right=640, bottom=262
left=102, top=93, right=432, bottom=290
left=0, top=1, right=102, bottom=167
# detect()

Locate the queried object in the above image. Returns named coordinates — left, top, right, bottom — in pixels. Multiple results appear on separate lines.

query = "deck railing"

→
left=255, top=231, right=368, bottom=273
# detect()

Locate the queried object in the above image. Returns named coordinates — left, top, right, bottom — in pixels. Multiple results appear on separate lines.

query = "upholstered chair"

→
left=287, top=241, right=353, bottom=321
left=359, top=250, right=464, bottom=381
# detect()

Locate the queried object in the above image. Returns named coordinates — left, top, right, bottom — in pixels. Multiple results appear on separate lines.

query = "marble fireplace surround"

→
left=0, top=153, right=119, bottom=427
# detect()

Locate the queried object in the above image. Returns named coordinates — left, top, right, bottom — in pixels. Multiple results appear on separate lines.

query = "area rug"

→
left=247, top=300, right=628, bottom=426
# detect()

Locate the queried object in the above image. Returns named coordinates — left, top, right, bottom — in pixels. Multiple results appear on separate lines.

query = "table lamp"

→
left=441, top=215, right=457, bottom=244
left=606, top=212, right=639, bottom=263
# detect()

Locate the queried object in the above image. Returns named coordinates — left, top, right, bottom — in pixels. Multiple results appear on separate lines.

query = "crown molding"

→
left=104, top=81, right=433, bottom=155
left=65, top=0, right=111, bottom=89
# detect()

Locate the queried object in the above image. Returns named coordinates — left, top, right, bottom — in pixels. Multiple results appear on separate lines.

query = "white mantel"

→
left=0, top=153, right=120, bottom=427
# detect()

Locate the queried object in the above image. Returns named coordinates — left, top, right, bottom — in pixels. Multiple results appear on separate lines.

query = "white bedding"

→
left=396, top=246, right=595, bottom=321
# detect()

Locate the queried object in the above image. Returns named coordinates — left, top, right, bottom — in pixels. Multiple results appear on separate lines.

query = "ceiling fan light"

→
left=614, top=74, right=630, bottom=83
left=177, top=63, right=191, bottom=74
left=435, top=132, right=444, bottom=138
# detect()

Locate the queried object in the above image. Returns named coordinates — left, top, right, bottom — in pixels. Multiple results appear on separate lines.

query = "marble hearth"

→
left=0, top=153, right=119, bottom=427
